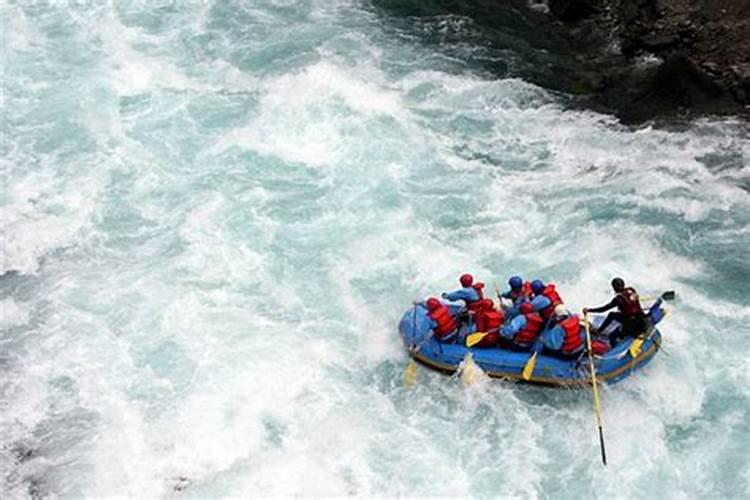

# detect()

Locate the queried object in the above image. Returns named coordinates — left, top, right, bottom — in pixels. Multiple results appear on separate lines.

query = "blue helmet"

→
left=509, top=276, right=523, bottom=290
left=531, top=280, right=545, bottom=294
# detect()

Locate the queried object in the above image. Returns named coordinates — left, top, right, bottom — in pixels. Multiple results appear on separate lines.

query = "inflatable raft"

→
left=398, top=302, right=666, bottom=387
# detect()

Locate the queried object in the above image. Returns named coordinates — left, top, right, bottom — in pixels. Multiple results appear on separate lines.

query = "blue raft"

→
left=398, top=303, right=666, bottom=387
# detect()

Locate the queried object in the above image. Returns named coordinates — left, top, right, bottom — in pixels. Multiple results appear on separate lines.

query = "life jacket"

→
left=476, top=308, right=504, bottom=333
left=510, top=282, right=533, bottom=306
left=429, top=304, right=457, bottom=341
left=467, top=299, right=483, bottom=315
left=618, top=287, right=644, bottom=317
left=560, top=315, right=584, bottom=354
left=514, top=312, right=543, bottom=347
left=540, top=284, right=563, bottom=319
left=474, top=330, right=501, bottom=348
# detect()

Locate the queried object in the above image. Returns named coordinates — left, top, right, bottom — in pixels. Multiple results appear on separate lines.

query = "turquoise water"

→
left=2, top=1, right=748, bottom=498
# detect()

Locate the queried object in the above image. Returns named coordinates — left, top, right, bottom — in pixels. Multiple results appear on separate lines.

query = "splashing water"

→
left=2, top=1, right=748, bottom=498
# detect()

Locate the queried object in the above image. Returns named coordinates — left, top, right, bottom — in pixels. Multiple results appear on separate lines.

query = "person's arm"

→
left=444, top=288, right=478, bottom=303
left=531, top=295, right=551, bottom=312
left=501, top=315, right=526, bottom=339
left=585, top=297, right=618, bottom=314
left=540, top=325, right=564, bottom=350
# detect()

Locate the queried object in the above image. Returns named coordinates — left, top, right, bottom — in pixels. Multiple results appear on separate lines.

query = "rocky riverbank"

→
left=547, top=0, right=750, bottom=122
left=372, top=0, right=750, bottom=123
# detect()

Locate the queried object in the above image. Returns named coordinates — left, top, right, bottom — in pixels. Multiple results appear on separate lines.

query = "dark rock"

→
left=640, top=32, right=680, bottom=49
left=548, top=0, right=596, bottom=22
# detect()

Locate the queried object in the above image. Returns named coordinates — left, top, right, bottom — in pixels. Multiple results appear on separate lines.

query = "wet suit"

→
left=588, top=289, right=647, bottom=347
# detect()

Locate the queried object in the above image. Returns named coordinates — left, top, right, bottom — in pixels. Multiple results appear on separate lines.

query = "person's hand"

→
left=441, top=292, right=447, bottom=299
left=582, top=307, right=589, bottom=314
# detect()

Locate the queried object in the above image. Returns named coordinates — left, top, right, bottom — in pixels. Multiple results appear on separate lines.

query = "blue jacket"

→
left=500, top=315, right=527, bottom=340
left=444, top=286, right=479, bottom=305
left=530, top=295, right=551, bottom=313
left=539, top=325, right=564, bottom=351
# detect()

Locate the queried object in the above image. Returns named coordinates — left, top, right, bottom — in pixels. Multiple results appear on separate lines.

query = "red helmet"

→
left=520, top=302, right=534, bottom=314
left=460, top=273, right=473, bottom=287
left=426, top=297, right=440, bottom=310
left=482, top=299, right=494, bottom=310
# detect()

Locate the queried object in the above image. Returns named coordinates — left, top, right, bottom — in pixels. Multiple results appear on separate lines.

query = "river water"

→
left=2, top=1, right=748, bottom=498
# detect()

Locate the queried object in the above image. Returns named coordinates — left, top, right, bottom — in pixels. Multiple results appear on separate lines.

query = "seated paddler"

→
left=425, top=297, right=458, bottom=343
left=530, top=279, right=564, bottom=320
left=499, top=302, right=543, bottom=351
left=471, top=299, right=504, bottom=348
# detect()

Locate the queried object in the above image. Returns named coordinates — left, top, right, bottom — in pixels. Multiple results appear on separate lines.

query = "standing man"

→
left=584, top=277, right=647, bottom=347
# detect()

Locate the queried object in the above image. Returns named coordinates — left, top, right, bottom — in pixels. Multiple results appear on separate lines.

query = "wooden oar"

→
left=583, top=312, right=607, bottom=466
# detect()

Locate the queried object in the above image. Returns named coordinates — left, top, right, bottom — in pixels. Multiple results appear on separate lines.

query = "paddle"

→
left=629, top=291, right=676, bottom=358
left=465, top=327, right=501, bottom=347
left=404, top=303, right=419, bottom=387
left=640, top=290, right=676, bottom=302
left=583, top=312, right=607, bottom=466
left=522, top=349, right=538, bottom=381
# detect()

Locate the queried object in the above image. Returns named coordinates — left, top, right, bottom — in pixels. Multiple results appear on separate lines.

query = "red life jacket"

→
left=474, top=330, right=500, bottom=348
left=429, top=304, right=457, bottom=340
left=560, top=315, right=583, bottom=354
left=618, top=287, right=644, bottom=317
left=511, top=282, right=533, bottom=305
left=476, top=308, right=504, bottom=333
left=467, top=299, right=484, bottom=314
left=540, top=284, right=563, bottom=319
left=515, top=312, right=543, bottom=347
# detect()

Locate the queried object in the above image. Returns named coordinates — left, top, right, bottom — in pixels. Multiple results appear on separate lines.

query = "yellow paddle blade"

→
left=629, top=337, right=645, bottom=358
left=461, top=353, right=476, bottom=386
left=466, top=332, right=487, bottom=347
left=522, top=351, right=538, bottom=380
left=404, top=358, right=418, bottom=386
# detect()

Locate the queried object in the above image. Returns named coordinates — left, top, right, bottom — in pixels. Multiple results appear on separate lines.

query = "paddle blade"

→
left=522, top=351, right=538, bottom=380
left=404, top=358, right=417, bottom=386
left=661, top=290, right=676, bottom=301
left=461, top=353, right=476, bottom=386
left=466, top=332, right=487, bottom=347
left=629, top=338, right=644, bottom=358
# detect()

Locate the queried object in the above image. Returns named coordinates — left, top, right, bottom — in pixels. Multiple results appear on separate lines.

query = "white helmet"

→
left=554, top=304, right=569, bottom=317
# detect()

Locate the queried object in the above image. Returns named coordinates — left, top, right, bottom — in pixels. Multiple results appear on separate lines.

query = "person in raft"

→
left=425, top=297, right=458, bottom=343
left=499, top=302, right=543, bottom=351
left=442, top=273, right=482, bottom=313
left=472, top=299, right=505, bottom=348
left=537, top=305, right=609, bottom=358
left=584, top=277, right=647, bottom=347
left=501, top=276, right=532, bottom=305
left=530, top=279, right=564, bottom=321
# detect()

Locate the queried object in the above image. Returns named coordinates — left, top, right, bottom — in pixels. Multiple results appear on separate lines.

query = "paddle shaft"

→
left=584, top=312, right=607, bottom=466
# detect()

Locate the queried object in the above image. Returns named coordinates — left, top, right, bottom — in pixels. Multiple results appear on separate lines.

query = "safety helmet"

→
left=481, top=299, right=494, bottom=310
left=554, top=304, right=569, bottom=317
left=509, top=276, right=523, bottom=290
left=611, top=277, right=625, bottom=292
left=531, top=279, right=545, bottom=294
left=460, top=273, right=474, bottom=287
left=426, top=297, right=440, bottom=310
left=520, top=302, right=534, bottom=314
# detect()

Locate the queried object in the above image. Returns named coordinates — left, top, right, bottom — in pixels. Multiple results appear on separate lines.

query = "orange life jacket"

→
left=618, top=287, right=644, bottom=317
left=429, top=304, right=457, bottom=340
left=476, top=308, right=504, bottom=333
left=515, top=312, right=543, bottom=347
left=540, top=284, right=563, bottom=319
left=560, top=315, right=584, bottom=354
